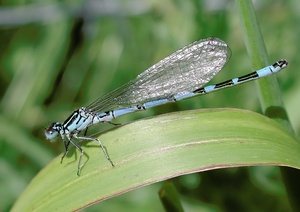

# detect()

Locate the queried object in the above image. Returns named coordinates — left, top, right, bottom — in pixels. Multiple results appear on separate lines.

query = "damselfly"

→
left=45, top=37, right=288, bottom=175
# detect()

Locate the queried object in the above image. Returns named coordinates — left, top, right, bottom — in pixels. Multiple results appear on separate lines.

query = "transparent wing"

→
left=87, top=37, right=231, bottom=112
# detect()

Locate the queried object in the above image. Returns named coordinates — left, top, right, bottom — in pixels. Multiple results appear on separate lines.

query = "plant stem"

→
left=236, top=0, right=300, bottom=210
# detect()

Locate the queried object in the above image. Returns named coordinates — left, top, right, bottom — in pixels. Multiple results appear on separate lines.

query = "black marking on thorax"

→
left=63, top=110, right=80, bottom=128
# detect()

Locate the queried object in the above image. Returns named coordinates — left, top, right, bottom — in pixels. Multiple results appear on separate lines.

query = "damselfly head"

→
left=45, top=122, right=62, bottom=141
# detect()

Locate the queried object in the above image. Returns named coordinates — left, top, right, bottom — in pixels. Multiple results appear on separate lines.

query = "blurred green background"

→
left=0, top=0, right=299, bottom=211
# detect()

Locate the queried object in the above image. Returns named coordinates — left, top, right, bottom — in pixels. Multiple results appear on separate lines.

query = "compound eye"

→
left=45, top=122, right=61, bottom=140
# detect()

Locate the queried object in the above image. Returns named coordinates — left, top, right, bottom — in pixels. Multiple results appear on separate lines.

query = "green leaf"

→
left=12, top=109, right=300, bottom=211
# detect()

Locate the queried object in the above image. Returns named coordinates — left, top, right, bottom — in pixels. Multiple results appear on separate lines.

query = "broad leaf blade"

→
left=12, top=109, right=300, bottom=211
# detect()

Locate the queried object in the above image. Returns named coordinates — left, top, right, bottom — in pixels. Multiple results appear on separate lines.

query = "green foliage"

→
left=0, top=0, right=299, bottom=211
left=11, top=109, right=300, bottom=211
